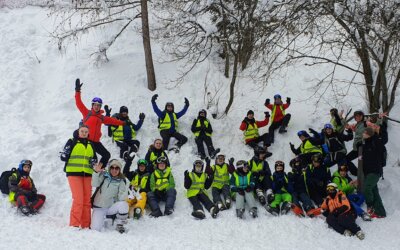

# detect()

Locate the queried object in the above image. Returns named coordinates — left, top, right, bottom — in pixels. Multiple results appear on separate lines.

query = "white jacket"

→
left=92, top=171, right=128, bottom=208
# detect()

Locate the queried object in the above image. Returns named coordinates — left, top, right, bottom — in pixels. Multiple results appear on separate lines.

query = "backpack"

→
left=0, top=168, right=17, bottom=194
left=79, top=110, right=105, bottom=127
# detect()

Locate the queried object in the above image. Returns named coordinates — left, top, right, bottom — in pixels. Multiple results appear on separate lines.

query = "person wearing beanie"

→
left=151, top=94, right=189, bottom=152
left=8, top=160, right=46, bottom=216
left=290, top=130, right=323, bottom=164
left=239, top=110, right=273, bottom=157
left=345, top=110, right=367, bottom=175
left=265, top=161, right=293, bottom=216
left=147, top=156, right=177, bottom=217
left=321, top=183, right=365, bottom=240
left=191, top=109, right=220, bottom=159
left=264, top=94, right=291, bottom=143
left=305, top=153, right=331, bottom=206
left=184, top=160, right=219, bottom=219
left=107, top=105, right=145, bottom=175
left=91, top=159, right=129, bottom=233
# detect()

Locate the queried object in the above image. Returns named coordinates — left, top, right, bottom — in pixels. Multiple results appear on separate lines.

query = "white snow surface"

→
left=0, top=6, right=400, bottom=250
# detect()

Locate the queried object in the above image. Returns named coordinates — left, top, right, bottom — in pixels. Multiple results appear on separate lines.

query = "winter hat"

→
left=119, top=106, right=129, bottom=113
left=247, top=110, right=254, bottom=116
left=108, top=159, right=123, bottom=170
left=364, top=127, right=375, bottom=137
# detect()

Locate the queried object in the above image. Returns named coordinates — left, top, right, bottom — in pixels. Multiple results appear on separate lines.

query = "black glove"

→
left=151, top=94, right=158, bottom=102
left=309, top=128, right=318, bottom=135
left=184, top=97, right=189, bottom=106
left=205, top=157, right=211, bottom=166
left=75, top=78, right=83, bottom=92
left=322, top=209, right=329, bottom=217
left=184, top=170, right=189, bottom=177
left=289, top=142, right=295, bottom=151
left=265, top=98, right=270, bottom=106
left=286, top=97, right=291, bottom=104
left=332, top=209, right=340, bottom=217
left=228, top=157, right=234, bottom=165
left=139, top=113, right=145, bottom=120
left=104, top=105, right=111, bottom=116
left=264, top=111, right=270, bottom=118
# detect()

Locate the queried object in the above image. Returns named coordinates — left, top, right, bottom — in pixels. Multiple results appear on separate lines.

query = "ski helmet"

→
left=156, top=156, right=168, bottom=165
left=137, top=159, right=148, bottom=168
left=18, top=160, right=32, bottom=172
left=297, top=130, right=309, bottom=137
left=274, top=94, right=282, bottom=100
left=326, top=182, right=338, bottom=192
left=324, top=123, right=333, bottom=130
left=91, top=97, right=103, bottom=105
left=311, top=153, right=323, bottom=164
left=198, top=109, right=207, bottom=117
left=353, top=110, right=364, bottom=118
left=289, top=157, right=302, bottom=168
left=193, top=160, right=204, bottom=172
left=274, top=160, right=285, bottom=171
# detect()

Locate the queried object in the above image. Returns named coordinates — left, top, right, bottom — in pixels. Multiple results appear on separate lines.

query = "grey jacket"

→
left=352, top=121, right=366, bottom=151
left=92, top=171, right=128, bottom=208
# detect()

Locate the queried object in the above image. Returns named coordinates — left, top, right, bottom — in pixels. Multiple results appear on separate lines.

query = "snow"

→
left=0, top=6, right=400, bottom=250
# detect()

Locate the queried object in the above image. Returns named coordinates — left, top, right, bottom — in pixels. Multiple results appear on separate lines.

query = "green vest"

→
left=233, top=172, right=251, bottom=189
left=159, top=113, right=178, bottom=131
left=154, top=168, right=171, bottom=191
left=112, top=125, right=136, bottom=141
left=248, top=159, right=265, bottom=181
left=300, top=140, right=322, bottom=154
left=65, top=141, right=95, bottom=175
left=211, top=164, right=230, bottom=189
left=270, top=105, right=285, bottom=122
left=131, top=173, right=149, bottom=190
left=332, top=171, right=355, bottom=195
left=193, top=119, right=212, bottom=137
left=244, top=123, right=259, bottom=140
left=187, top=172, right=206, bottom=198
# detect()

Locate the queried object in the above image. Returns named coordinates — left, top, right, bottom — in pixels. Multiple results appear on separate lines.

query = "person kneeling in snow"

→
left=126, top=159, right=150, bottom=219
left=321, top=183, right=365, bottom=240
left=91, top=159, right=129, bottom=233
left=184, top=160, right=219, bottom=219
left=8, top=160, right=46, bottom=216
left=230, top=160, right=258, bottom=219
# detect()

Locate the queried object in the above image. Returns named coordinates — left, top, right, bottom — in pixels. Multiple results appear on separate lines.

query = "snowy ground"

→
left=0, top=6, right=400, bottom=250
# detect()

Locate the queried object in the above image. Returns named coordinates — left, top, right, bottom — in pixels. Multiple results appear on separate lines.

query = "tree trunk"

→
left=224, top=42, right=229, bottom=78
left=141, top=0, right=156, bottom=91
left=224, top=52, right=239, bottom=115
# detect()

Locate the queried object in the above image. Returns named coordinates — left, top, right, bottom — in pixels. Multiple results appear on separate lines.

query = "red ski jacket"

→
left=265, top=103, right=290, bottom=123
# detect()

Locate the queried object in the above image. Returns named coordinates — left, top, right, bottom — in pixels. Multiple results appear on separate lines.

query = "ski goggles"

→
left=156, top=156, right=168, bottom=164
left=326, top=186, right=336, bottom=192
left=21, top=160, right=33, bottom=167
left=216, top=155, right=225, bottom=160
left=275, top=161, right=285, bottom=167
left=137, top=159, right=148, bottom=166
left=236, top=160, right=248, bottom=168
left=194, top=160, right=204, bottom=166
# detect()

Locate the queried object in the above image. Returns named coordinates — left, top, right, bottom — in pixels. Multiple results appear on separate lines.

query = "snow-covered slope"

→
left=1, top=6, right=399, bottom=250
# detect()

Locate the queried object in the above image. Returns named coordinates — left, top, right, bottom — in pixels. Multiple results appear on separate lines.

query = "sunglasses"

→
left=110, top=166, right=120, bottom=170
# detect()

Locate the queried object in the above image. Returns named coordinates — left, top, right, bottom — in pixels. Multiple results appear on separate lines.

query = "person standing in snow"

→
left=91, top=159, right=129, bottom=233
left=151, top=94, right=189, bottom=152
left=61, top=125, right=97, bottom=228
left=8, top=160, right=46, bottom=216
left=106, top=105, right=145, bottom=174
left=145, top=138, right=170, bottom=170
left=321, top=183, right=365, bottom=240
left=184, top=160, right=219, bottom=219
left=345, top=110, right=367, bottom=175
left=264, top=94, right=291, bottom=143
left=191, top=109, right=220, bottom=159
left=239, top=110, right=272, bottom=157
left=75, top=78, right=126, bottom=168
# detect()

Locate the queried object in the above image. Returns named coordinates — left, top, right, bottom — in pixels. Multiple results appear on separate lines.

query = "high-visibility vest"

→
left=270, top=105, right=285, bottom=122
left=131, top=173, right=149, bottom=190
left=154, top=168, right=171, bottom=191
left=233, top=172, right=251, bottom=189
left=65, top=141, right=94, bottom=175
left=244, top=123, right=259, bottom=140
left=187, top=172, right=206, bottom=198
left=149, top=151, right=167, bottom=166
left=112, top=125, right=136, bottom=141
left=300, top=140, right=322, bottom=154
left=159, top=113, right=178, bottom=131
left=211, top=164, right=229, bottom=189
left=248, top=159, right=265, bottom=181
left=193, top=119, right=212, bottom=137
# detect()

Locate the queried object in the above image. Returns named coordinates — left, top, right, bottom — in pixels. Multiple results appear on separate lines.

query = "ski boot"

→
left=256, top=189, right=266, bottom=206
left=133, top=207, right=142, bottom=219
left=210, top=206, right=219, bottom=219
left=361, top=212, right=371, bottom=221
left=278, top=126, right=287, bottom=134
left=265, top=205, right=279, bottom=216
left=164, top=208, right=174, bottom=216
left=192, top=210, right=206, bottom=220
left=209, top=148, right=220, bottom=159
left=217, top=201, right=226, bottom=211
left=291, top=204, right=305, bottom=217
left=19, top=206, right=31, bottom=216
left=356, top=230, right=365, bottom=240
left=280, top=202, right=291, bottom=215
left=150, top=209, right=163, bottom=218
left=236, top=209, right=245, bottom=219
left=343, top=230, right=352, bottom=237
left=249, top=207, right=258, bottom=218
left=306, top=207, right=321, bottom=217
left=116, top=224, right=126, bottom=234
left=225, top=199, right=232, bottom=209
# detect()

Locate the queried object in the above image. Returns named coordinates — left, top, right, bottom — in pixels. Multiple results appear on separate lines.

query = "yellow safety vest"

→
left=211, top=164, right=230, bottom=189
left=187, top=172, right=206, bottom=198
left=300, top=140, right=322, bottom=154
left=248, top=160, right=265, bottom=181
left=244, top=123, right=259, bottom=140
left=193, top=119, right=212, bottom=137
left=131, top=173, right=149, bottom=190
left=65, top=141, right=95, bottom=175
left=112, top=125, right=136, bottom=141
left=159, top=113, right=178, bottom=131
left=154, top=168, right=171, bottom=191
left=149, top=151, right=167, bottom=166
left=270, top=105, right=285, bottom=122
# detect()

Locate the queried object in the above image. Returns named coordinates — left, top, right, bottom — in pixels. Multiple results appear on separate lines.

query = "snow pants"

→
left=160, top=130, right=188, bottom=150
left=345, top=150, right=359, bottom=176
left=195, top=135, right=215, bottom=156
left=15, top=193, right=46, bottom=211
left=147, top=188, right=177, bottom=213
left=92, top=141, right=111, bottom=167
left=189, top=192, right=214, bottom=212
left=268, top=114, right=291, bottom=142
left=247, top=133, right=271, bottom=149
left=364, top=173, right=386, bottom=217
left=91, top=201, right=129, bottom=231
left=291, top=192, right=313, bottom=211
left=326, top=213, right=361, bottom=235
left=211, top=185, right=231, bottom=205
left=236, top=191, right=257, bottom=210
left=68, top=176, right=92, bottom=228
left=270, top=193, right=292, bottom=208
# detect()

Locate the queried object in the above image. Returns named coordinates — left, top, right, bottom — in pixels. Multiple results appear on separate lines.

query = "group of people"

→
left=2, top=78, right=388, bottom=239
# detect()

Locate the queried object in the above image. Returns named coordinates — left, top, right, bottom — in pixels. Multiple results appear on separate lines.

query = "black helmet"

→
left=289, top=157, right=302, bottom=168
left=254, top=146, right=266, bottom=157
left=311, top=153, right=323, bottom=164
left=274, top=161, right=285, bottom=171
left=198, top=109, right=207, bottom=117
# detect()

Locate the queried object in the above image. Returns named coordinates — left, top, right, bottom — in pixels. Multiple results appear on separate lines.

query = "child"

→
left=126, top=159, right=150, bottom=219
left=305, top=153, right=331, bottom=206
left=191, top=109, right=220, bottom=159
left=8, top=160, right=46, bottom=215
left=290, top=130, right=322, bottom=164
left=230, top=160, right=258, bottom=219
left=184, top=160, right=219, bottom=219
left=264, top=94, right=291, bottom=143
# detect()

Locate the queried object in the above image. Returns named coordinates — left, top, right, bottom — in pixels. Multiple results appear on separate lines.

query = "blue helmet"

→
left=324, top=123, right=333, bottom=129
left=18, top=160, right=32, bottom=172
left=297, top=130, right=309, bottom=137
left=274, top=94, right=282, bottom=100
left=91, top=97, right=103, bottom=105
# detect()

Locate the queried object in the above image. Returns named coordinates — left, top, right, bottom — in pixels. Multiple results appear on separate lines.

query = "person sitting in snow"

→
left=265, top=161, right=293, bottom=216
left=305, top=153, right=331, bottom=207
left=106, top=105, right=145, bottom=174
left=145, top=138, right=170, bottom=170
left=126, top=159, right=151, bottom=219
left=147, top=156, right=177, bottom=217
left=91, top=159, right=129, bottom=233
left=230, top=160, right=258, bottom=219
left=151, top=94, right=189, bottom=152
left=329, top=108, right=347, bottom=134
left=184, top=160, right=219, bottom=219
left=8, top=160, right=46, bottom=216
left=321, top=183, right=365, bottom=240
left=239, top=110, right=272, bottom=157
left=205, top=154, right=235, bottom=211
left=290, top=130, right=322, bottom=164
left=332, top=163, right=371, bottom=221
left=191, top=109, right=220, bottom=159
left=264, top=94, right=291, bottom=143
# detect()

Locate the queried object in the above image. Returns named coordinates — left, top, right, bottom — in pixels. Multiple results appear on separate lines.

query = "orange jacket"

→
left=75, top=92, right=124, bottom=142
left=321, top=191, right=351, bottom=215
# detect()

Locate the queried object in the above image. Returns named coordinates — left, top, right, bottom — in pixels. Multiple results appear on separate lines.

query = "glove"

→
left=265, top=98, right=270, bottom=106
left=228, top=157, right=234, bottom=165
left=205, top=157, right=211, bottom=166
left=104, top=105, right=111, bottom=116
left=75, top=78, right=83, bottom=92
left=322, top=209, right=329, bottom=217
left=139, top=113, right=145, bottom=120
left=151, top=94, right=158, bottom=102
left=309, top=128, right=318, bottom=134
left=184, top=97, right=189, bottom=106
left=245, top=187, right=252, bottom=192
left=264, top=111, right=270, bottom=118
left=289, top=142, right=295, bottom=151
left=184, top=170, right=189, bottom=177
left=286, top=97, right=291, bottom=104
